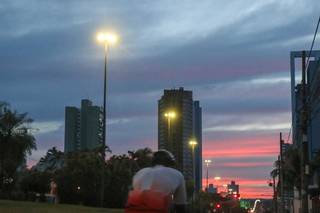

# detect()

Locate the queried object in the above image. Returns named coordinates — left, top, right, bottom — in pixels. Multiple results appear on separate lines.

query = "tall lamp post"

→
left=189, top=140, right=198, bottom=191
left=164, top=111, right=176, bottom=150
left=189, top=140, right=197, bottom=212
left=96, top=31, right=118, bottom=206
left=214, top=176, right=221, bottom=193
left=204, top=159, right=212, bottom=191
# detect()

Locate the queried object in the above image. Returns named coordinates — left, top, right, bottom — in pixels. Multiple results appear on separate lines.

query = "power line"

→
left=306, top=15, right=320, bottom=68
left=306, top=16, right=320, bottom=120
left=286, top=126, right=292, bottom=144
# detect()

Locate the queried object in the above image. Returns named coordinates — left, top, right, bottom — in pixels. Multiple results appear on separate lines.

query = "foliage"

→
left=55, top=150, right=105, bottom=207
left=34, top=147, right=64, bottom=173
left=19, top=170, right=51, bottom=195
left=104, top=148, right=152, bottom=208
left=282, top=147, right=301, bottom=190
left=0, top=103, right=36, bottom=192
left=185, top=179, right=195, bottom=199
left=104, top=154, right=137, bottom=208
left=270, top=147, right=301, bottom=194
left=127, top=147, right=152, bottom=169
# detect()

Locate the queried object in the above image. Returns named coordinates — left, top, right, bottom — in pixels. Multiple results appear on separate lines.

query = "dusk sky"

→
left=1, top=0, right=320, bottom=198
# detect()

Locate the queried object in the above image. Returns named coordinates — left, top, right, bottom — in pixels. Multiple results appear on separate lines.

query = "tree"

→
left=104, top=148, right=153, bottom=208
left=34, top=147, right=64, bottom=173
left=55, top=150, right=105, bottom=206
left=282, top=147, right=301, bottom=191
left=19, top=170, right=51, bottom=199
left=104, top=154, right=138, bottom=208
left=0, top=103, right=36, bottom=191
left=128, top=147, right=153, bottom=169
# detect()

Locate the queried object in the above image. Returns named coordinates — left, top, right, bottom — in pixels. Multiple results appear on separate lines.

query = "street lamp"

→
left=204, top=159, right=212, bottom=190
left=189, top=140, right=198, bottom=188
left=96, top=31, right=118, bottom=153
left=214, top=176, right=221, bottom=193
left=96, top=31, right=118, bottom=207
left=189, top=140, right=198, bottom=212
left=164, top=111, right=176, bottom=150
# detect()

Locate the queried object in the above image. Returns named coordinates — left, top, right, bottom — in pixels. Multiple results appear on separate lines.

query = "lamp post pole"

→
left=103, top=43, right=108, bottom=157
left=164, top=112, right=176, bottom=151
left=189, top=140, right=197, bottom=213
left=189, top=140, right=198, bottom=196
left=214, top=176, right=221, bottom=193
left=204, top=160, right=212, bottom=191
left=100, top=43, right=108, bottom=207
left=96, top=32, right=118, bottom=207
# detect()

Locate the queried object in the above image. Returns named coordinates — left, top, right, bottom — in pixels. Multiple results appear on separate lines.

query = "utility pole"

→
left=273, top=172, right=278, bottom=213
left=280, top=132, right=285, bottom=213
left=301, top=50, right=309, bottom=213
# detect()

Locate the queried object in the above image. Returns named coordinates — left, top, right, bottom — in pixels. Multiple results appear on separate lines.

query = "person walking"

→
left=49, top=178, right=58, bottom=204
left=125, top=150, right=187, bottom=213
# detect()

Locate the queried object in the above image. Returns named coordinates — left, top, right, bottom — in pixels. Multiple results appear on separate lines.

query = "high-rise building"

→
left=193, top=101, right=202, bottom=192
left=290, top=51, right=320, bottom=212
left=290, top=50, right=320, bottom=157
left=227, top=181, right=239, bottom=195
left=64, top=99, right=103, bottom=152
left=158, top=87, right=202, bottom=191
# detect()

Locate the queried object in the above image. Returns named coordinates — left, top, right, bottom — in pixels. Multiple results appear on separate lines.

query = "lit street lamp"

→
left=214, top=176, right=221, bottom=192
left=164, top=111, right=176, bottom=150
left=189, top=140, right=197, bottom=212
left=96, top=31, right=118, bottom=155
left=189, top=140, right=198, bottom=188
left=96, top=31, right=118, bottom=207
left=204, top=159, right=212, bottom=190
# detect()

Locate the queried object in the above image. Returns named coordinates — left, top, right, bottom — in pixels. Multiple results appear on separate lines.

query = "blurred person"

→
left=125, top=149, right=187, bottom=213
left=49, top=178, right=58, bottom=204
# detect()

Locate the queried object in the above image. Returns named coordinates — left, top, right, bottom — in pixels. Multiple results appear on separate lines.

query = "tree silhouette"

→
left=0, top=103, right=36, bottom=191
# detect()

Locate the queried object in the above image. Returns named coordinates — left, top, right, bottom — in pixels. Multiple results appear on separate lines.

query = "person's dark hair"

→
left=152, top=149, right=175, bottom=167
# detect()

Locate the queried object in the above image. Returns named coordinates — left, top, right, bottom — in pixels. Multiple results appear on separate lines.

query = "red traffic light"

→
left=216, top=204, right=221, bottom=208
left=232, top=194, right=240, bottom=199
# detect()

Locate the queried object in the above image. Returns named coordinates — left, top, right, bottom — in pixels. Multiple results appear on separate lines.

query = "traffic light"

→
left=216, top=203, right=221, bottom=208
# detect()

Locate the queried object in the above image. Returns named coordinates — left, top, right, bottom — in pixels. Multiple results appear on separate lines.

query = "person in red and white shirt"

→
left=126, top=150, right=187, bottom=213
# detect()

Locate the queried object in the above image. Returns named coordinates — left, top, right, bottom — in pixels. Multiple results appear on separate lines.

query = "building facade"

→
left=158, top=87, right=202, bottom=191
left=290, top=50, right=320, bottom=212
left=290, top=50, right=320, bottom=156
left=227, top=180, right=239, bottom=195
left=193, top=101, right=202, bottom=192
left=64, top=99, right=103, bottom=152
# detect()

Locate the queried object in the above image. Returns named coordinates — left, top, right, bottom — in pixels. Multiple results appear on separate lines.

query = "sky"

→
left=1, top=0, right=320, bottom=199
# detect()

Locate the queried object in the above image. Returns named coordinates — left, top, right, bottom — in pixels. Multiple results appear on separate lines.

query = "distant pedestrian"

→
left=125, top=150, right=187, bottom=213
left=49, top=178, right=59, bottom=204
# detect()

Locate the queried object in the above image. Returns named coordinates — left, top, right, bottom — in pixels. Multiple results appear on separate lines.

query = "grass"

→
left=0, top=200, right=124, bottom=213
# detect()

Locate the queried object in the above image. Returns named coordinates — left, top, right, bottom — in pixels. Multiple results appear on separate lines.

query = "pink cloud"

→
left=203, top=136, right=279, bottom=158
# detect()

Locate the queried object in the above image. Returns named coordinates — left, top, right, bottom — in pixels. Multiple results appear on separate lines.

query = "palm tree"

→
left=270, top=159, right=280, bottom=213
left=0, top=103, right=36, bottom=190
left=35, top=147, right=64, bottom=172
left=283, top=147, right=301, bottom=191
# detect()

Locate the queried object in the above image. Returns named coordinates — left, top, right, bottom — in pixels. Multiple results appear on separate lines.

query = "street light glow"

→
left=205, top=159, right=212, bottom=164
left=214, top=176, right=221, bottom=180
left=164, top=111, right=176, bottom=118
left=189, top=140, right=197, bottom=146
left=97, top=32, right=118, bottom=45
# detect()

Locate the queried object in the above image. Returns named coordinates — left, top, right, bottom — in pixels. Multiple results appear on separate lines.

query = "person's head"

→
left=152, top=149, right=175, bottom=167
